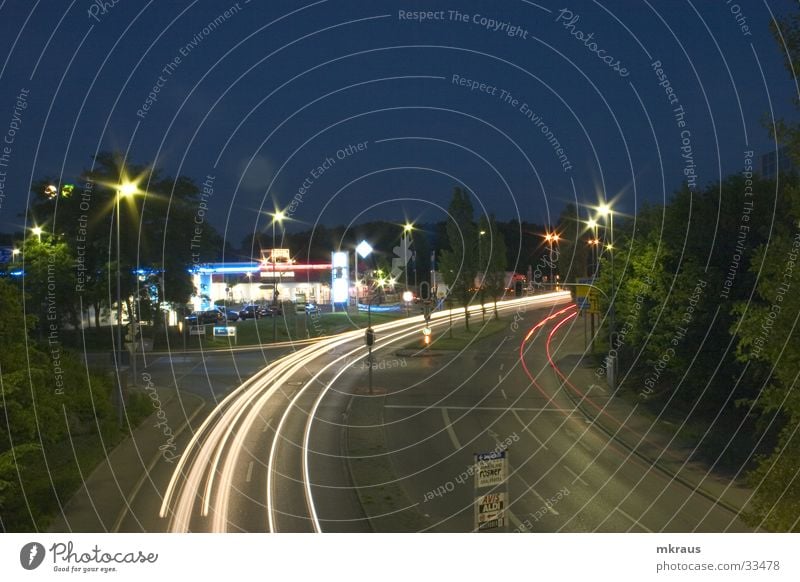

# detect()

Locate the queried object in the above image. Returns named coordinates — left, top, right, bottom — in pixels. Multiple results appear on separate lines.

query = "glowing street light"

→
left=355, top=240, right=373, bottom=302
left=31, top=226, right=43, bottom=241
left=270, top=209, right=286, bottom=342
left=402, top=222, right=414, bottom=290
left=544, top=231, right=559, bottom=290
left=113, top=178, right=140, bottom=425
left=597, top=201, right=616, bottom=388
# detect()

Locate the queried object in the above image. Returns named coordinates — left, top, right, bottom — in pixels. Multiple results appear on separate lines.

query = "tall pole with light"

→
left=598, top=203, right=615, bottom=389
left=270, top=209, right=285, bottom=343
left=403, top=222, right=414, bottom=291
left=115, top=180, right=138, bottom=426
left=31, top=226, right=43, bottom=242
left=545, top=232, right=559, bottom=290
left=355, top=240, right=373, bottom=304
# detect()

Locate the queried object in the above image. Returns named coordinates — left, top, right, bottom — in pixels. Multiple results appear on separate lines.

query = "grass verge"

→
left=346, top=395, right=429, bottom=532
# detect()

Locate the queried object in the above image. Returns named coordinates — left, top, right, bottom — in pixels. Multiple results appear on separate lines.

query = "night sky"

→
left=0, top=0, right=797, bottom=248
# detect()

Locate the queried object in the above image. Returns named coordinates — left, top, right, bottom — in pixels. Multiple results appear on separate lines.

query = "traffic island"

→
left=345, top=394, right=430, bottom=532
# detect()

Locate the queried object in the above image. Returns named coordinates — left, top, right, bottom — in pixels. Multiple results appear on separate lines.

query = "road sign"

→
left=189, top=325, right=206, bottom=336
left=588, top=290, right=601, bottom=314
left=474, top=451, right=507, bottom=488
left=575, top=297, right=590, bottom=310
left=475, top=492, right=506, bottom=531
left=213, top=326, right=237, bottom=337
left=575, top=284, right=591, bottom=298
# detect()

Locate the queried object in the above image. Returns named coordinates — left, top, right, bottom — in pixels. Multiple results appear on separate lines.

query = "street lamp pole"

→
left=272, top=219, right=277, bottom=343
left=403, top=223, right=413, bottom=291
left=270, top=210, right=285, bottom=343
left=599, top=203, right=616, bottom=389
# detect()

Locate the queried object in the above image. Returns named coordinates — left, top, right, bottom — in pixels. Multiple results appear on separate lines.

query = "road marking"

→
left=531, top=488, right=559, bottom=516
left=511, top=410, right=549, bottom=451
left=500, top=389, right=507, bottom=400
left=614, top=507, right=654, bottom=533
left=562, top=464, right=588, bottom=486
left=386, top=405, right=573, bottom=412
left=441, top=408, right=461, bottom=450
left=507, top=508, right=524, bottom=531
left=487, top=428, right=499, bottom=439
left=262, top=418, right=273, bottom=433
left=245, top=461, right=254, bottom=483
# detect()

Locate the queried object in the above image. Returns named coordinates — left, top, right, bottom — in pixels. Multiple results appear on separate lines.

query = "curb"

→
left=111, top=391, right=207, bottom=532
left=556, top=355, right=749, bottom=519
left=343, top=394, right=430, bottom=532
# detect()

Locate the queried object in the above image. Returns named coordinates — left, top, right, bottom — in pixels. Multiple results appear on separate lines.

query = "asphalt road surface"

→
left=156, top=292, right=748, bottom=532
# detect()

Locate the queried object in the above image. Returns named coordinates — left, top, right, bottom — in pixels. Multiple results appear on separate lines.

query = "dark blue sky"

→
left=0, top=0, right=797, bottom=247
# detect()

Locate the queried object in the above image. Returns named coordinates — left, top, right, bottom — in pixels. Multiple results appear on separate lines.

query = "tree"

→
left=439, top=187, right=477, bottom=331
left=28, top=152, right=225, bottom=339
left=0, top=279, right=117, bottom=530
left=481, top=215, right=508, bottom=319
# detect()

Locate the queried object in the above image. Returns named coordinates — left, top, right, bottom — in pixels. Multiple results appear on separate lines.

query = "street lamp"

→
left=114, top=179, right=138, bottom=425
left=586, top=218, right=599, bottom=278
left=597, top=202, right=616, bottom=389
left=11, top=248, right=20, bottom=262
left=270, top=209, right=285, bottom=343
left=403, top=222, right=414, bottom=290
left=478, top=229, right=486, bottom=288
left=355, top=239, right=373, bottom=303
left=545, top=232, right=559, bottom=290
left=31, top=226, right=42, bottom=242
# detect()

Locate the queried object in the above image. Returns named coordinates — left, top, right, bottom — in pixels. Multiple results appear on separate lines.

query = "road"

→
left=378, top=302, right=751, bottom=532
left=157, top=291, right=749, bottom=532
left=158, top=293, right=568, bottom=532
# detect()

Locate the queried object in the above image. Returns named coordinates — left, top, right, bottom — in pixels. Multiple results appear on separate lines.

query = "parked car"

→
left=185, top=309, right=225, bottom=325
left=186, top=307, right=238, bottom=325
left=304, top=303, right=320, bottom=314
left=239, top=304, right=267, bottom=320
left=220, top=307, right=239, bottom=322
left=266, top=304, right=283, bottom=316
